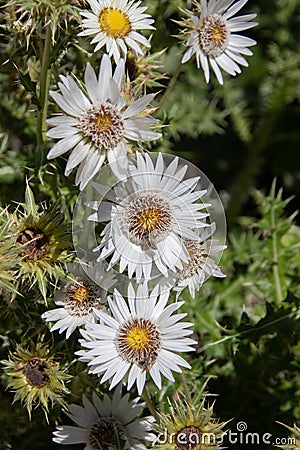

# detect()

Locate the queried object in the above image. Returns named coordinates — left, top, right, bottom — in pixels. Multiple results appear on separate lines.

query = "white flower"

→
left=47, top=54, right=161, bottom=190
left=173, top=223, right=226, bottom=298
left=79, top=0, right=155, bottom=63
left=181, top=0, right=258, bottom=84
left=41, top=264, right=114, bottom=339
left=53, top=389, right=155, bottom=449
left=77, top=283, right=196, bottom=395
left=88, top=152, right=210, bottom=282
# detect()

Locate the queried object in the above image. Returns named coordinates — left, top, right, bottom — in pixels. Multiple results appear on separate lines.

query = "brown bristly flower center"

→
left=180, top=240, right=207, bottom=279
left=64, top=280, right=103, bottom=316
left=16, top=227, right=49, bottom=261
left=198, top=14, right=229, bottom=57
left=122, top=193, right=173, bottom=249
left=116, top=317, right=161, bottom=371
left=78, top=103, right=124, bottom=150
left=175, top=425, right=202, bottom=449
left=88, top=417, right=126, bottom=449
left=98, top=7, right=132, bottom=38
left=25, top=357, right=50, bottom=388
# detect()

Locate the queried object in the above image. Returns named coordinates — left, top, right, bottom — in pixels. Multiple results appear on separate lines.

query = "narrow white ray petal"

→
left=47, top=116, right=78, bottom=126
left=215, top=52, right=241, bottom=75
left=209, top=57, right=224, bottom=85
left=223, top=0, right=249, bottom=19
left=53, top=426, right=87, bottom=444
left=98, top=54, right=112, bottom=102
left=50, top=90, right=81, bottom=116
left=84, top=63, right=98, bottom=103
left=47, top=134, right=82, bottom=159
left=65, top=142, right=90, bottom=176
left=122, top=94, right=154, bottom=119
left=46, top=126, right=77, bottom=139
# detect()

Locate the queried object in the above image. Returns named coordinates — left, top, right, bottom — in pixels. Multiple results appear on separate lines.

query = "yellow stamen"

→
left=138, top=208, right=161, bottom=231
left=72, top=286, right=90, bottom=303
left=98, top=7, right=132, bottom=38
left=93, top=113, right=113, bottom=133
left=213, top=26, right=226, bottom=42
left=126, top=326, right=150, bottom=350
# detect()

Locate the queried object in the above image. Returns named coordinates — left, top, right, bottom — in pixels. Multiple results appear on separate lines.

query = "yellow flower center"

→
left=123, top=193, right=173, bottom=249
left=98, top=7, right=132, bottom=38
left=138, top=208, right=162, bottom=232
left=93, top=113, right=113, bottom=133
left=79, top=103, right=124, bottom=150
left=212, top=26, right=226, bottom=43
left=126, top=325, right=150, bottom=350
left=72, top=285, right=91, bottom=303
left=117, top=318, right=161, bottom=370
left=65, top=280, right=102, bottom=316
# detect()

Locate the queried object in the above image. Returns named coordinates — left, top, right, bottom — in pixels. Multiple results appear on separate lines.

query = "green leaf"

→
left=35, top=267, right=47, bottom=301
left=24, top=182, right=38, bottom=217
left=14, top=65, right=40, bottom=109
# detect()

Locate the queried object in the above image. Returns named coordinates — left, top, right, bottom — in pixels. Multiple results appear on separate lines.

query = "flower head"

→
left=6, top=0, right=81, bottom=45
left=2, top=184, right=72, bottom=300
left=2, top=341, right=70, bottom=419
left=42, top=263, right=114, bottom=338
left=125, top=49, right=168, bottom=92
left=79, top=0, right=155, bottom=63
left=53, top=389, right=155, bottom=449
left=174, top=223, right=226, bottom=298
left=88, top=152, right=210, bottom=282
left=181, top=0, right=258, bottom=84
left=77, top=283, right=196, bottom=395
left=153, top=391, right=228, bottom=449
left=47, top=55, right=161, bottom=190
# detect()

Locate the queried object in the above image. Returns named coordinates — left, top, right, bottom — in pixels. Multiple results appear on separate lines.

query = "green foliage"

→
left=176, top=185, right=300, bottom=439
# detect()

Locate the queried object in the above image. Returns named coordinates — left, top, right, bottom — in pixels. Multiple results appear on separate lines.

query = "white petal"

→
left=65, top=141, right=90, bottom=175
left=209, top=57, right=224, bottom=85
left=47, top=126, right=77, bottom=139
left=50, top=90, right=81, bottom=117
left=122, top=94, right=154, bottom=119
left=47, top=134, right=82, bottom=159
left=223, top=0, right=249, bottom=19
left=98, top=54, right=113, bottom=102
left=84, top=63, right=98, bottom=103
left=53, top=426, right=87, bottom=444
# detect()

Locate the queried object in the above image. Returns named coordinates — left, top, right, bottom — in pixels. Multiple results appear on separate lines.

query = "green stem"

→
left=159, top=61, right=182, bottom=108
left=37, top=24, right=52, bottom=149
left=226, top=78, right=289, bottom=225
left=142, top=386, right=160, bottom=422
left=270, top=181, right=284, bottom=304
